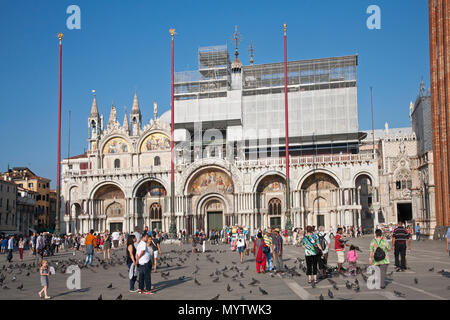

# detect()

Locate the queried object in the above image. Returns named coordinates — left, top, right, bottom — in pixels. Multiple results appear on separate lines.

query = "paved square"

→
left=0, top=236, right=449, bottom=300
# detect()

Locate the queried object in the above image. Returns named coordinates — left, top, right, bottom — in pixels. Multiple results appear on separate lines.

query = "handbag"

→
left=245, top=248, right=249, bottom=256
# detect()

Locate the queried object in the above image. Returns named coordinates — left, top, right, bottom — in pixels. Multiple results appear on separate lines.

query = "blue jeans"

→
left=127, top=262, right=137, bottom=290
left=84, top=245, right=93, bottom=265
left=266, top=250, right=273, bottom=271
left=416, top=232, right=420, bottom=241
left=138, top=262, right=152, bottom=291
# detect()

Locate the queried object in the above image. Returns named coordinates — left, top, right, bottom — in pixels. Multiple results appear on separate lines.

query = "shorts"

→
left=336, top=250, right=345, bottom=264
left=103, top=242, right=111, bottom=250
left=154, top=250, right=160, bottom=259
left=238, top=246, right=245, bottom=253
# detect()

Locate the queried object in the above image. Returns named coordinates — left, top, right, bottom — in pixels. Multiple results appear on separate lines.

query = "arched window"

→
left=154, top=156, right=161, bottom=166
left=268, top=198, right=281, bottom=215
left=150, top=203, right=162, bottom=220
left=114, top=159, right=120, bottom=168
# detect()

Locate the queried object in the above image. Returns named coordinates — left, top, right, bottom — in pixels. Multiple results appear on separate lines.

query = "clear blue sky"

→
left=0, top=0, right=430, bottom=188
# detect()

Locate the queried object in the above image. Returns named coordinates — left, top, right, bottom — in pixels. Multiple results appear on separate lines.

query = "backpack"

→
left=373, top=239, right=386, bottom=262
left=318, top=233, right=327, bottom=252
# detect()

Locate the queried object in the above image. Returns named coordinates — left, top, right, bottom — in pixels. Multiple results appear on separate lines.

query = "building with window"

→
left=0, top=178, right=17, bottom=234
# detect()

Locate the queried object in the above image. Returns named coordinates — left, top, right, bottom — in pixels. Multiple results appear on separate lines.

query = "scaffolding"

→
left=242, top=55, right=357, bottom=95
left=174, top=45, right=231, bottom=99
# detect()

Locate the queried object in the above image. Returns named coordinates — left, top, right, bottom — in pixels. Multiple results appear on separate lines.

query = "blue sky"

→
left=0, top=0, right=430, bottom=187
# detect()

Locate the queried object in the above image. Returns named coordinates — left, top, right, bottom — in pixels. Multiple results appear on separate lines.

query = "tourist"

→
left=273, top=229, right=284, bottom=274
left=191, top=235, right=197, bottom=254
left=37, top=233, right=45, bottom=259
left=126, top=235, right=138, bottom=292
left=369, top=229, right=391, bottom=289
left=236, top=234, right=248, bottom=264
left=263, top=230, right=274, bottom=272
left=80, top=234, right=86, bottom=251
left=150, top=231, right=161, bottom=272
left=18, top=236, right=25, bottom=261
left=346, top=245, right=358, bottom=276
left=334, top=227, right=348, bottom=274
left=103, top=230, right=112, bottom=261
left=38, top=260, right=51, bottom=299
left=300, top=226, right=323, bottom=285
left=446, top=226, right=450, bottom=258
left=7, top=235, right=14, bottom=262
left=112, top=229, right=120, bottom=249
left=317, top=226, right=330, bottom=279
left=253, top=232, right=267, bottom=273
left=201, top=231, right=206, bottom=253
left=84, top=229, right=96, bottom=265
left=1, top=236, right=6, bottom=254
left=136, top=233, right=153, bottom=294
left=292, top=228, right=298, bottom=246
left=392, top=221, right=411, bottom=272
left=415, top=223, right=421, bottom=241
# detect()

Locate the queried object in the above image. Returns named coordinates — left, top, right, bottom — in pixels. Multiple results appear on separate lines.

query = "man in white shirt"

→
left=133, top=227, right=141, bottom=248
left=7, top=235, right=14, bottom=262
left=136, top=233, right=153, bottom=294
left=112, top=230, right=120, bottom=249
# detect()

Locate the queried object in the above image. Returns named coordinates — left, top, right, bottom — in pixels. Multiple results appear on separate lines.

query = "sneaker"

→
left=137, top=289, right=145, bottom=294
left=145, top=290, right=154, bottom=295
left=129, top=289, right=138, bottom=293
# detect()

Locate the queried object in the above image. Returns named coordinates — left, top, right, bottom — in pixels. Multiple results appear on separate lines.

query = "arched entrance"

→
left=135, top=180, right=166, bottom=231
left=301, top=172, right=339, bottom=230
left=203, top=198, right=224, bottom=234
left=255, top=174, right=286, bottom=229
left=93, top=184, right=125, bottom=233
left=355, top=174, right=374, bottom=231
left=268, top=198, right=282, bottom=228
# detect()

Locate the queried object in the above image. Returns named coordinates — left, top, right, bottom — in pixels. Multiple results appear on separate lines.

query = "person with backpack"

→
left=369, top=229, right=391, bottom=289
left=301, top=226, right=324, bottom=285
left=317, top=226, right=330, bottom=279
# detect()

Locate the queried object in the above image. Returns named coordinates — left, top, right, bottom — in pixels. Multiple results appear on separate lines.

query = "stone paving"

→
left=0, top=235, right=449, bottom=300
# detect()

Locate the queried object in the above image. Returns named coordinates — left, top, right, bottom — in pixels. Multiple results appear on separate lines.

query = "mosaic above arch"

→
left=136, top=181, right=167, bottom=197
left=257, top=175, right=285, bottom=193
left=189, top=169, right=233, bottom=195
left=103, top=137, right=130, bottom=154
left=301, top=173, right=339, bottom=191
left=140, top=133, right=170, bottom=152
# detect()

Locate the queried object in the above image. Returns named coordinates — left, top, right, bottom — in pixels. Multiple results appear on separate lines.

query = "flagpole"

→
left=169, top=28, right=177, bottom=239
left=283, top=24, right=292, bottom=236
left=55, top=32, right=63, bottom=235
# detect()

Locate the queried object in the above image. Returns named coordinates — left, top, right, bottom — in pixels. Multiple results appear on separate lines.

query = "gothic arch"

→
left=252, top=171, right=287, bottom=193
left=196, top=193, right=231, bottom=216
left=132, top=177, right=169, bottom=197
left=352, top=171, right=375, bottom=187
left=89, top=181, right=126, bottom=200
left=297, top=168, right=342, bottom=190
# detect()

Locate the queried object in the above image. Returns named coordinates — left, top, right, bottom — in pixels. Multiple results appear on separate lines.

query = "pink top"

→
left=346, top=250, right=358, bottom=263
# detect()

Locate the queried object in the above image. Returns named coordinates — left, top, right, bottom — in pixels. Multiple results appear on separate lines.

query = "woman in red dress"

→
left=253, top=232, right=267, bottom=273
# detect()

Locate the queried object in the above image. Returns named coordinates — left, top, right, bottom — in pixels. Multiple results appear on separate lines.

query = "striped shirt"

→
left=393, top=226, right=410, bottom=244
left=263, top=234, right=272, bottom=248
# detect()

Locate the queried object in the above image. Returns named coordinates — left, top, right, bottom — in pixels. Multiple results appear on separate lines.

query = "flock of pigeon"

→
left=0, top=245, right=449, bottom=300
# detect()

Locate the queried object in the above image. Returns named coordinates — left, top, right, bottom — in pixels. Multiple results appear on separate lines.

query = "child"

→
left=38, top=260, right=51, bottom=299
left=346, top=245, right=358, bottom=276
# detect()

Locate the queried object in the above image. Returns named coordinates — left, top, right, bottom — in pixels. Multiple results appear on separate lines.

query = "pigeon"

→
left=319, top=294, right=324, bottom=300
left=222, top=272, right=229, bottom=278
left=226, top=284, right=232, bottom=292
left=414, top=278, right=418, bottom=284
left=116, top=294, right=123, bottom=300
left=311, top=281, right=316, bottom=288
left=327, top=279, right=336, bottom=285
left=428, top=267, right=434, bottom=272
left=211, top=294, right=220, bottom=300
left=394, top=290, right=405, bottom=297
left=3, top=285, right=9, bottom=289
left=328, top=289, right=334, bottom=298
left=209, top=272, right=214, bottom=277
left=17, top=284, right=23, bottom=290
left=107, top=283, right=113, bottom=289
left=118, top=273, right=126, bottom=279
left=178, top=276, right=185, bottom=281
left=194, top=278, right=201, bottom=286
left=239, top=282, right=245, bottom=289
left=11, top=276, right=16, bottom=282
left=212, top=277, right=220, bottom=283
left=345, top=281, right=352, bottom=290
left=249, top=278, right=260, bottom=286
left=98, top=294, right=102, bottom=300
left=333, top=283, right=339, bottom=291
left=259, top=287, right=268, bottom=295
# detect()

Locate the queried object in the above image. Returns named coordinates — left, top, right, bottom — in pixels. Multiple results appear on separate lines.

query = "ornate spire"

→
left=231, top=26, right=243, bottom=71
left=108, top=103, right=118, bottom=128
left=122, top=107, right=129, bottom=133
left=131, top=90, right=141, bottom=115
left=90, top=90, right=98, bottom=116
left=248, top=41, right=255, bottom=65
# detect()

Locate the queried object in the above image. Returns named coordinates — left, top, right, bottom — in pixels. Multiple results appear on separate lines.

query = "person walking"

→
left=126, top=235, right=138, bottom=292
left=273, top=229, right=284, bottom=274
left=103, top=230, right=112, bottom=261
left=369, top=229, right=391, bottom=289
left=38, top=260, right=51, bottom=299
left=7, top=235, right=14, bottom=262
left=112, top=229, right=120, bottom=249
left=317, top=226, right=330, bottom=279
left=300, top=226, right=323, bottom=285
left=392, top=221, right=411, bottom=272
left=150, top=231, right=161, bottom=273
left=263, top=230, right=273, bottom=272
left=415, top=223, right=421, bottom=241
left=236, top=234, right=248, bottom=264
left=252, top=232, right=267, bottom=273
left=136, top=233, right=153, bottom=295
left=18, top=236, right=25, bottom=261
left=346, top=245, right=358, bottom=276
left=84, top=230, right=96, bottom=266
